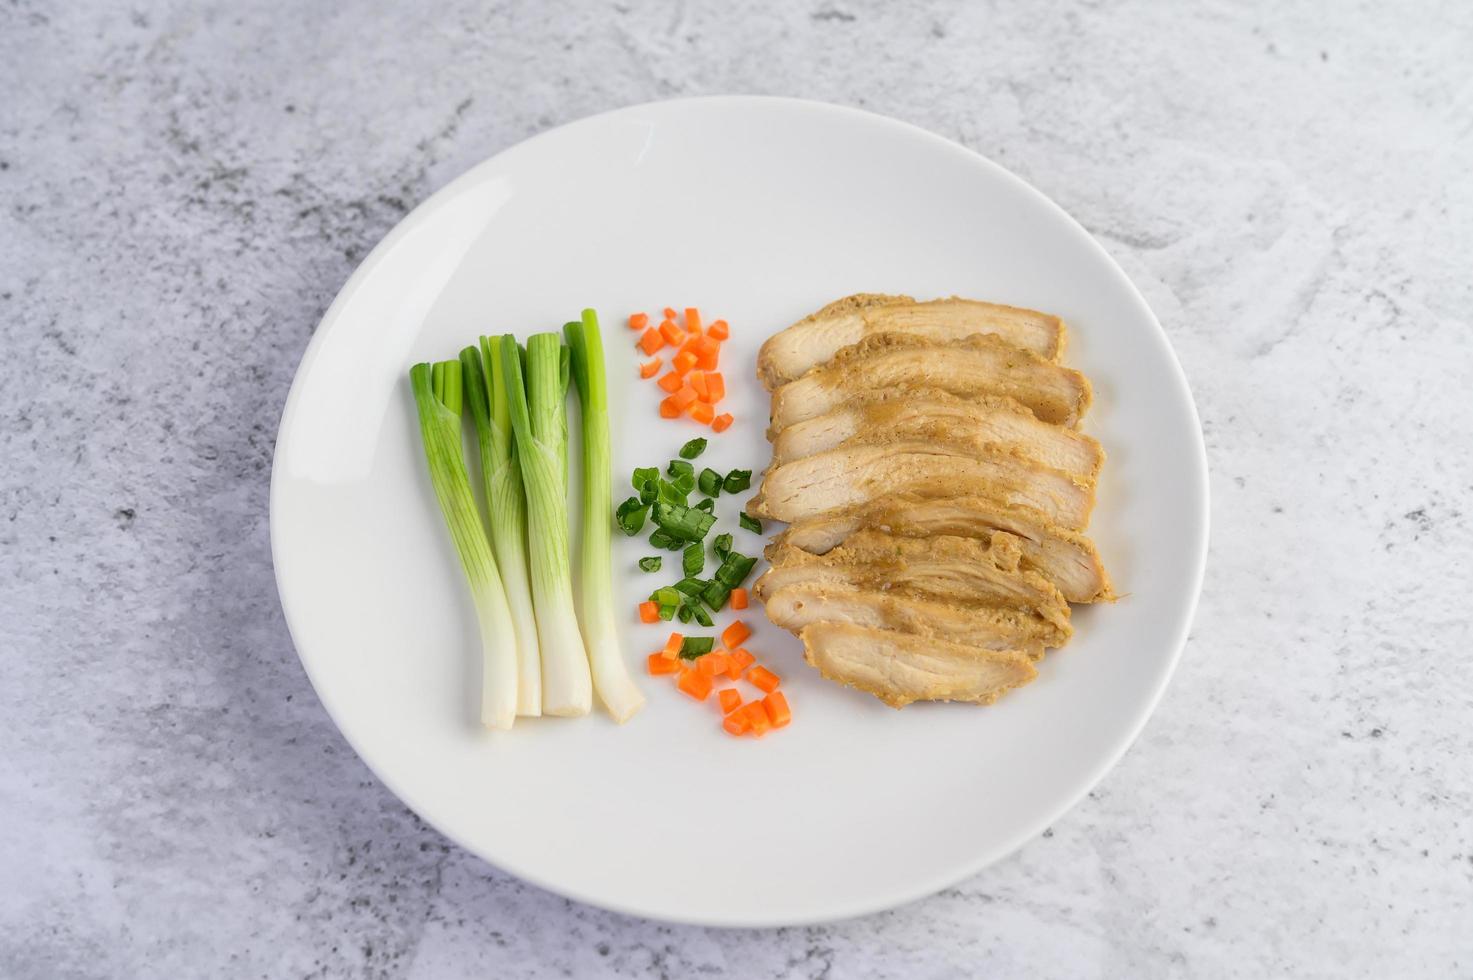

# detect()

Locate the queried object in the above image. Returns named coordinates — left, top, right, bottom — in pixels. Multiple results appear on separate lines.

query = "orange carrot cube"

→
left=763, top=691, right=791, bottom=728
left=743, top=701, right=771, bottom=736
left=721, top=620, right=751, bottom=650
left=747, top=665, right=780, bottom=694
left=718, top=688, right=742, bottom=714
left=707, top=319, right=729, bottom=340
left=723, top=710, right=750, bottom=736
left=647, top=652, right=680, bottom=675
left=729, top=588, right=748, bottom=610
left=703, top=373, right=725, bottom=403
left=688, top=401, right=715, bottom=425
left=698, top=652, right=729, bottom=677
left=657, top=371, right=684, bottom=393
left=638, top=329, right=663, bottom=355
left=629, top=312, right=649, bottom=330
left=638, top=600, right=659, bottom=623
left=673, top=351, right=698, bottom=375
left=711, top=413, right=733, bottom=433
left=677, top=667, right=713, bottom=701
left=659, top=397, right=681, bottom=418
left=671, top=385, right=698, bottom=409
left=639, top=358, right=662, bottom=379
left=659, top=319, right=685, bottom=346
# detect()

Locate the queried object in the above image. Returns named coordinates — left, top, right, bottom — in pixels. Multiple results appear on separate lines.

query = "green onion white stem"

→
left=566, top=309, right=645, bottom=723
left=459, top=342, right=542, bottom=717
left=409, top=360, right=518, bottom=730
left=500, top=333, right=592, bottom=716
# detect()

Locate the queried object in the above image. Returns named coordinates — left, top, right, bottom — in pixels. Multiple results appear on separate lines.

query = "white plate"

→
left=271, top=96, right=1208, bottom=926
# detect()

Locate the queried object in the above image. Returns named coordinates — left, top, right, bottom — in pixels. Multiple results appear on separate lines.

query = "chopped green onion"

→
left=712, top=550, right=758, bottom=588
left=615, top=496, right=649, bottom=536
left=652, top=501, right=717, bottom=542
left=672, top=472, right=696, bottom=496
left=682, top=542, right=705, bottom=577
left=691, top=604, right=713, bottom=627
left=672, top=577, right=707, bottom=597
left=679, top=636, right=715, bottom=659
left=656, top=479, right=686, bottom=506
left=700, top=581, right=730, bottom=612
left=713, top=533, right=733, bottom=559
left=739, top=512, right=763, bottom=535
left=658, top=604, right=676, bottom=622
left=648, top=528, right=681, bottom=551
left=667, top=459, right=694, bottom=480
left=460, top=342, right=542, bottom=718
left=676, top=605, right=693, bottom=624
left=638, top=556, right=662, bottom=573
left=723, top=469, right=752, bottom=493
left=500, top=333, right=592, bottom=717
left=698, top=468, right=723, bottom=497
left=567, top=310, right=646, bottom=722
left=409, top=360, right=519, bottom=730
left=678, top=437, right=708, bottom=459
left=632, top=466, right=659, bottom=493
left=694, top=497, right=715, bottom=514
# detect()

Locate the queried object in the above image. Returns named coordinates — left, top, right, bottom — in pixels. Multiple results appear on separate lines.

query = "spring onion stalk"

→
left=459, top=342, right=542, bottom=717
left=566, top=309, right=646, bottom=722
left=499, top=333, right=592, bottom=716
left=408, top=360, right=518, bottom=730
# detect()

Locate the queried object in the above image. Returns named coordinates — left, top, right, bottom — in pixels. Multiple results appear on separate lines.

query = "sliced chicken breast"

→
left=757, top=531, right=1071, bottom=632
left=761, top=582, right=1067, bottom=654
left=769, top=387, right=1104, bottom=481
left=768, top=333, right=1091, bottom=432
left=772, top=494, right=1113, bottom=603
left=799, top=622, right=1038, bottom=708
left=758, top=293, right=1065, bottom=388
left=748, top=442, right=1094, bottom=530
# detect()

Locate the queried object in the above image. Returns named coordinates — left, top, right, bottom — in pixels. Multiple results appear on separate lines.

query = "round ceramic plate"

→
left=271, top=97, right=1208, bottom=926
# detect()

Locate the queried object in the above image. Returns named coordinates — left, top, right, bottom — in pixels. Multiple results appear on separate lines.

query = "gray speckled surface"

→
left=3, top=0, right=1472, bottom=976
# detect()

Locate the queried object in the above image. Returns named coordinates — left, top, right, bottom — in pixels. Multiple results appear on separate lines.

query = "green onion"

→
left=652, top=501, right=717, bottom=542
left=691, top=604, right=713, bottom=627
left=648, top=528, right=681, bottom=551
left=698, top=468, right=723, bottom=497
left=679, top=636, right=715, bottom=659
left=682, top=542, right=705, bottom=577
left=739, top=512, right=763, bottom=535
left=459, top=343, right=542, bottom=717
left=656, top=479, right=687, bottom=506
left=566, top=310, right=645, bottom=722
left=700, top=581, right=730, bottom=612
left=667, top=459, right=694, bottom=480
left=694, top=498, right=715, bottom=514
left=638, top=556, right=662, bottom=573
left=679, top=437, right=708, bottom=459
left=713, top=533, right=733, bottom=559
left=723, top=469, right=752, bottom=493
left=676, top=605, right=693, bottom=624
left=615, top=497, right=648, bottom=536
left=672, top=577, right=707, bottom=597
left=672, top=472, right=696, bottom=496
left=409, top=360, right=519, bottom=730
left=500, top=333, right=592, bottom=716
left=632, top=466, right=659, bottom=493
left=712, top=550, right=758, bottom=588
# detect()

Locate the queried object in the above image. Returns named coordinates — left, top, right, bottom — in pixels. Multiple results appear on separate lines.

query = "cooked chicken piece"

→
left=761, top=582, right=1067, bottom=654
left=769, top=387, right=1103, bottom=481
left=748, top=442, right=1094, bottom=530
left=772, top=494, right=1113, bottom=603
left=768, top=333, right=1091, bottom=432
left=757, top=531, right=1071, bottom=632
left=758, top=293, right=1066, bottom=389
left=799, top=622, right=1037, bottom=708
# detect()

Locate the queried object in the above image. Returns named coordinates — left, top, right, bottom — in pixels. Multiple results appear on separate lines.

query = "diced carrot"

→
left=703, top=373, right=725, bottom=403
left=748, top=665, right=780, bottom=693
left=698, top=652, right=729, bottom=677
left=743, top=701, right=771, bottom=736
left=677, top=667, right=713, bottom=701
left=727, top=648, right=754, bottom=678
left=696, top=336, right=720, bottom=357
left=730, top=587, right=748, bottom=610
left=707, top=319, right=729, bottom=340
left=722, top=620, right=751, bottom=650
left=688, top=370, right=708, bottom=399
left=658, top=371, right=684, bottom=393
left=639, top=358, right=662, bottom=379
left=718, top=688, right=742, bottom=714
left=711, top=413, right=733, bottom=433
left=659, top=319, right=685, bottom=346
left=672, top=385, right=698, bottom=409
left=659, top=397, right=681, bottom=418
left=684, top=308, right=702, bottom=335
left=639, top=329, right=663, bottom=355
left=696, top=347, right=719, bottom=371
left=638, top=600, right=659, bottom=623
left=663, top=306, right=678, bottom=320
left=723, top=710, right=750, bottom=736
left=661, top=632, right=684, bottom=659
left=688, top=401, right=715, bottom=425
left=763, top=691, right=791, bottom=728
left=673, top=351, right=698, bottom=375
left=648, top=652, right=680, bottom=675
left=629, top=312, right=649, bottom=330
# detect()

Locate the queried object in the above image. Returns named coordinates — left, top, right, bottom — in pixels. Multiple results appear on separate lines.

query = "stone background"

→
left=2, top=1, right=1470, bottom=976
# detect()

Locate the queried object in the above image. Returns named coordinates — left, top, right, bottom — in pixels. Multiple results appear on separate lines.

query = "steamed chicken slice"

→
left=757, top=293, right=1066, bottom=389
left=748, top=441, right=1095, bottom=530
left=772, top=493, right=1113, bottom=603
left=799, top=622, right=1038, bottom=708
left=757, top=531, right=1071, bottom=632
left=768, top=333, right=1092, bottom=432
left=760, top=582, right=1066, bottom=654
left=769, top=387, right=1103, bottom=481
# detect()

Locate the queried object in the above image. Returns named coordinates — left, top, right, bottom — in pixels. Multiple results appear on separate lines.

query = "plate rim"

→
left=269, top=94, right=1210, bottom=927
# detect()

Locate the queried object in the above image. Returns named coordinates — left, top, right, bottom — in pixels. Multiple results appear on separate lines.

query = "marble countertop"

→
left=3, top=0, right=1470, bottom=976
